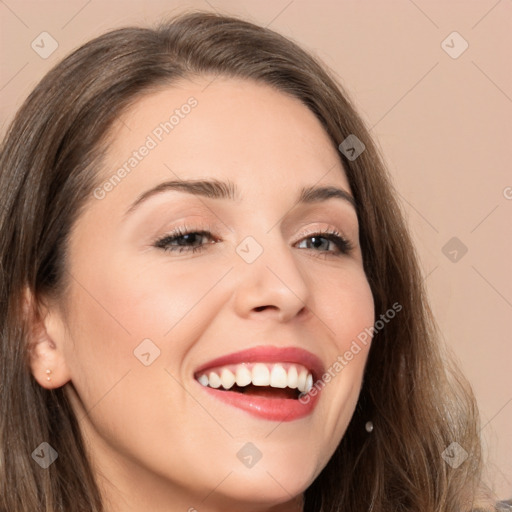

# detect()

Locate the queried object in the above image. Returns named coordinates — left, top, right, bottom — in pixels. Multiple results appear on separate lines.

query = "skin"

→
left=29, top=77, right=375, bottom=512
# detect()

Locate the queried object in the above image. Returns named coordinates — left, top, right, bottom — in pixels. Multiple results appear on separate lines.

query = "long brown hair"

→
left=0, top=11, right=492, bottom=512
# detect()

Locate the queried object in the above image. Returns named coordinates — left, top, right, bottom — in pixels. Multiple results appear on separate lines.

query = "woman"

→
left=0, top=11, right=494, bottom=512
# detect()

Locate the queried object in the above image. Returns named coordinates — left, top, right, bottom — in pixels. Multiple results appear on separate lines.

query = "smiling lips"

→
left=194, top=346, right=324, bottom=421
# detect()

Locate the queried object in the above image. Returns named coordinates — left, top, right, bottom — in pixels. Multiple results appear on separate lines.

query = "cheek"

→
left=62, top=257, right=229, bottom=382
left=310, top=264, right=374, bottom=438
left=101, top=257, right=229, bottom=336
left=318, top=263, right=375, bottom=349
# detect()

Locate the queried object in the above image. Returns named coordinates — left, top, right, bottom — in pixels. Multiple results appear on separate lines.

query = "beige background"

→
left=1, top=0, right=511, bottom=501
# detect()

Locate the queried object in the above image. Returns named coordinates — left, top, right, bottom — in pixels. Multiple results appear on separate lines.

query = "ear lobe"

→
left=24, top=287, right=72, bottom=389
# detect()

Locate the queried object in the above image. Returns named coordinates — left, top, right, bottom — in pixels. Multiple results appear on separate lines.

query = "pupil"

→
left=311, top=237, right=324, bottom=248
left=182, top=233, right=198, bottom=245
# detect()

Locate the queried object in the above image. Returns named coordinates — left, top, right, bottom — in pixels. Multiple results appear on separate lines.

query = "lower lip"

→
left=198, top=385, right=320, bottom=422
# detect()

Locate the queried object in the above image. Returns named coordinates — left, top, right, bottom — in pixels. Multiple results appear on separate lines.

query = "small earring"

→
left=365, top=421, right=374, bottom=433
left=45, top=369, right=52, bottom=382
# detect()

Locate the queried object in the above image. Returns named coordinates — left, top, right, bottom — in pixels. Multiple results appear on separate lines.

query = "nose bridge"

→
left=232, top=230, right=310, bottom=320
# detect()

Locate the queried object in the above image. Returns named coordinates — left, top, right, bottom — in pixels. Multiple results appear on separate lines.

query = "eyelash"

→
left=153, top=225, right=353, bottom=257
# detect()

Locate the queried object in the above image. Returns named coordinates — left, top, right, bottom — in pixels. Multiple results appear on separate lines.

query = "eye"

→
left=153, top=226, right=353, bottom=256
left=295, top=230, right=353, bottom=256
left=154, top=227, right=217, bottom=254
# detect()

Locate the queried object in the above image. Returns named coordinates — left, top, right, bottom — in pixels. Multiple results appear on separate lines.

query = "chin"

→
left=207, top=476, right=308, bottom=512
left=213, top=459, right=317, bottom=509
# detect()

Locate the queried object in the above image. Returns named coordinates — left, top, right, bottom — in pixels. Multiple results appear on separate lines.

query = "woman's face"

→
left=40, top=78, right=375, bottom=511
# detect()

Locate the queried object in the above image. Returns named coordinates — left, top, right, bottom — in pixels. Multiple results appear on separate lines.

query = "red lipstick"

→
left=194, top=346, right=324, bottom=422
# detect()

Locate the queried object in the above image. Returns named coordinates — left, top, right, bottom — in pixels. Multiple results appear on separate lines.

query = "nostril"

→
left=254, top=305, right=277, bottom=312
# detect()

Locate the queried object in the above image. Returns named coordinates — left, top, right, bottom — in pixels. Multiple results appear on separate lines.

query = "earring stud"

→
left=365, top=421, right=374, bottom=433
left=45, top=369, right=52, bottom=382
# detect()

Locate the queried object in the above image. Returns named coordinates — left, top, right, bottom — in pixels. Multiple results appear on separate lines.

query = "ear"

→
left=24, top=287, right=72, bottom=389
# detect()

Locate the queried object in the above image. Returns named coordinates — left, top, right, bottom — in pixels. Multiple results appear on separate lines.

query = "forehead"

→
left=100, top=77, right=350, bottom=195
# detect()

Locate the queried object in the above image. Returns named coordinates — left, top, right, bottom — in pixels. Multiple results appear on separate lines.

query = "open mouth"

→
left=195, top=362, right=314, bottom=400
left=193, top=347, right=324, bottom=421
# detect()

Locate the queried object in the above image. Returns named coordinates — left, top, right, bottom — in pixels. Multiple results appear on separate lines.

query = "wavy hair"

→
left=0, top=11, right=492, bottom=512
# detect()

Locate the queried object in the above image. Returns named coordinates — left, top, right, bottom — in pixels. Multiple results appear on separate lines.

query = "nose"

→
left=232, top=236, right=311, bottom=323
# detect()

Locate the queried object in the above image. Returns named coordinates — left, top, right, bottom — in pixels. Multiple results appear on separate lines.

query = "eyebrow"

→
left=125, top=178, right=356, bottom=216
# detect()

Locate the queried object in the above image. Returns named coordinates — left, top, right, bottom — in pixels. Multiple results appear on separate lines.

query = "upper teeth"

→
left=196, top=363, right=314, bottom=393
